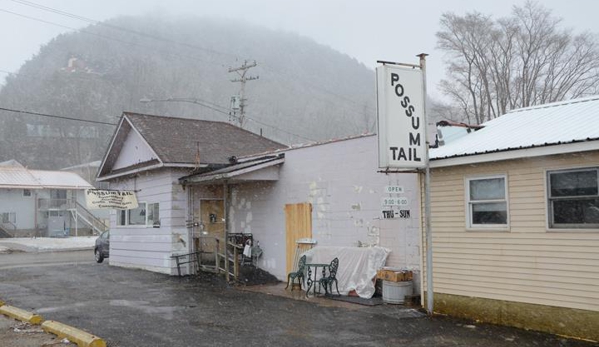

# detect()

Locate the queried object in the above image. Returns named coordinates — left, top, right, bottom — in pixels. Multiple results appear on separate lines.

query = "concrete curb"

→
left=0, top=300, right=106, bottom=346
left=0, top=305, right=43, bottom=324
left=42, top=320, right=106, bottom=347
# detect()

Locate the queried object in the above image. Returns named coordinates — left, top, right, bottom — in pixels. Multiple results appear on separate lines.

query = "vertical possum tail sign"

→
left=85, top=189, right=139, bottom=210
left=377, top=64, right=427, bottom=169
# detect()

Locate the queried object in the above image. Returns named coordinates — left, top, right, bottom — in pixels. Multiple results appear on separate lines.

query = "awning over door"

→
left=179, top=154, right=284, bottom=185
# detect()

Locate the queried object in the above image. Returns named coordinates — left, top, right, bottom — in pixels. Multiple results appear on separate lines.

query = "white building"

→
left=0, top=160, right=101, bottom=237
left=97, top=112, right=421, bottom=294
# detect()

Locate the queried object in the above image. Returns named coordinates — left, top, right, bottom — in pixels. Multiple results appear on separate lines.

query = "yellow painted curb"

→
left=0, top=305, right=42, bottom=324
left=42, top=320, right=106, bottom=347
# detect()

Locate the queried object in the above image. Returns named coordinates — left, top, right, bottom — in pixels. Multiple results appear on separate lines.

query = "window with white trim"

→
left=117, top=202, right=159, bottom=227
left=466, top=176, right=508, bottom=227
left=547, top=168, right=599, bottom=229
left=1, top=212, right=16, bottom=224
left=23, top=189, right=31, bottom=197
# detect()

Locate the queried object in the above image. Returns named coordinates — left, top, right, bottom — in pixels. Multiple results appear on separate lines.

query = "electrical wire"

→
left=0, top=8, right=223, bottom=66
left=143, top=98, right=315, bottom=142
left=6, top=0, right=376, bottom=115
left=1, top=3, right=353, bottom=141
left=9, top=0, right=244, bottom=61
left=0, top=107, right=118, bottom=125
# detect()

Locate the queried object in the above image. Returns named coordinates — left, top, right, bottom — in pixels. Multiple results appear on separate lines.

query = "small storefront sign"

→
left=85, top=189, right=138, bottom=210
left=382, top=210, right=411, bottom=219
left=384, top=185, right=404, bottom=194
left=381, top=197, right=409, bottom=206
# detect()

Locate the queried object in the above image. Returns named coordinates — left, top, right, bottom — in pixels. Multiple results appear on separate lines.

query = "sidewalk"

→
left=0, top=236, right=96, bottom=253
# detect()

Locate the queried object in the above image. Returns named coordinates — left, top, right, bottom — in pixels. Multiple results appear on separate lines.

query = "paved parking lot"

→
left=0, top=251, right=594, bottom=347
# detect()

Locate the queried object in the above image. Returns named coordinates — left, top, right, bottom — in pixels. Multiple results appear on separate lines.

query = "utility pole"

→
left=229, top=60, right=259, bottom=127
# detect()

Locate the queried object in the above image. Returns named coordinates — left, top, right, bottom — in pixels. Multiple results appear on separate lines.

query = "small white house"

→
left=97, top=112, right=422, bottom=293
left=96, top=112, right=285, bottom=274
left=0, top=160, right=97, bottom=237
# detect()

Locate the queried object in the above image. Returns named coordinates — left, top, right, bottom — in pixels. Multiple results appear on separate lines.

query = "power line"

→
left=9, top=0, right=244, bottom=61
left=142, top=98, right=315, bottom=142
left=6, top=0, right=376, bottom=115
left=0, top=5, right=349, bottom=141
left=0, top=8, right=224, bottom=67
left=1, top=104, right=315, bottom=142
left=0, top=107, right=117, bottom=125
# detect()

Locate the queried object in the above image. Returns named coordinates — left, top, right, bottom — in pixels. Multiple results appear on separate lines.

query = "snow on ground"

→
left=0, top=236, right=96, bottom=252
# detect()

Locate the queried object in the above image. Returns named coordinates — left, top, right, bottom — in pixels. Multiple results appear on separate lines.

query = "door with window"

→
left=196, top=200, right=225, bottom=258
left=47, top=210, right=67, bottom=237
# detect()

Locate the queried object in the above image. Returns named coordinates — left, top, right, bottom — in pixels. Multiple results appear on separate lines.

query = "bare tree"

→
left=437, top=1, right=599, bottom=124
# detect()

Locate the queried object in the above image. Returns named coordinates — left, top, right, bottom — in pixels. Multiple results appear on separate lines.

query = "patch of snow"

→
left=0, top=236, right=96, bottom=252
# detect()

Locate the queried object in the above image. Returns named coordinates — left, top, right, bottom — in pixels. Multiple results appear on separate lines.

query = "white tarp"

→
left=302, top=246, right=390, bottom=298
left=85, top=189, right=138, bottom=209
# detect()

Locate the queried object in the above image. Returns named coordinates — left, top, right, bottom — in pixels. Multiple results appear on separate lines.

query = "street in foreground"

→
left=0, top=251, right=595, bottom=347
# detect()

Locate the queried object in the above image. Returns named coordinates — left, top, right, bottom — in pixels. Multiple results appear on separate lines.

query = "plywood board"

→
left=285, top=202, right=312, bottom=273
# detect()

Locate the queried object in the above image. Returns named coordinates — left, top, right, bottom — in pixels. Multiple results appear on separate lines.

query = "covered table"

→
left=301, top=246, right=389, bottom=298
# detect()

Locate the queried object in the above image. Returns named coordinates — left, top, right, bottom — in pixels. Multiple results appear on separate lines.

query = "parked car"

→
left=94, top=231, right=110, bottom=263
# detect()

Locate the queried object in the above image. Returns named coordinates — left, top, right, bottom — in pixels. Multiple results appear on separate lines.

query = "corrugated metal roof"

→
left=0, top=167, right=39, bottom=188
left=0, top=164, right=93, bottom=189
left=430, top=96, right=599, bottom=160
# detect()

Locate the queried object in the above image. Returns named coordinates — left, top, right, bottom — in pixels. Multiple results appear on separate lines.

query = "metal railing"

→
left=37, top=198, right=108, bottom=235
left=194, top=236, right=243, bottom=281
left=71, top=201, right=109, bottom=235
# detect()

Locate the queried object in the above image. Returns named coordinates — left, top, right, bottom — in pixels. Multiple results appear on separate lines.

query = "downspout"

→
left=34, top=191, right=38, bottom=237
left=223, top=180, right=229, bottom=282
left=186, top=184, right=193, bottom=275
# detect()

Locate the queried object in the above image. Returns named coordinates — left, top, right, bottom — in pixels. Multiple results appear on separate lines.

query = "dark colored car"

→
left=94, top=231, right=110, bottom=263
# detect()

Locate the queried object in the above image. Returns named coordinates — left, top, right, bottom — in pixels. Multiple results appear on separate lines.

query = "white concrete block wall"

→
left=229, top=136, right=421, bottom=290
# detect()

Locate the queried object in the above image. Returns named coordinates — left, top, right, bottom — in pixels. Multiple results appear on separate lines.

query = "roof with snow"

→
left=430, top=96, right=599, bottom=167
left=0, top=161, right=93, bottom=190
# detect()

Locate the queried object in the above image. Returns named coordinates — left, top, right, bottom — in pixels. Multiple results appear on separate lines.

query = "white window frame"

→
left=1, top=212, right=16, bottom=224
left=546, top=167, right=599, bottom=230
left=116, top=202, right=160, bottom=227
left=465, top=174, right=509, bottom=230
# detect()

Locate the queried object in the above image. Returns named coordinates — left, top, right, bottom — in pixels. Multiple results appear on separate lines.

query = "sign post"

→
left=376, top=54, right=434, bottom=315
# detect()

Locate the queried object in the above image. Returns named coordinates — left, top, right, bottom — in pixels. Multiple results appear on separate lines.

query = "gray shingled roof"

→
left=124, top=112, right=286, bottom=165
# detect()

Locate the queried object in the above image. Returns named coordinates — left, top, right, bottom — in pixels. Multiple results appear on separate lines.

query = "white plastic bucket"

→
left=382, top=280, right=413, bottom=304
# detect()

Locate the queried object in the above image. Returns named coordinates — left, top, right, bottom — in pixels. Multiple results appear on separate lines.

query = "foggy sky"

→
left=1, top=0, right=597, bottom=99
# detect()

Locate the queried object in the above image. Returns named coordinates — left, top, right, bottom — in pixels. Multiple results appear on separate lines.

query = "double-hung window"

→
left=117, top=202, right=160, bottom=227
left=547, top=168, right=599, bottom=229
left=466, top=175, right=508, bottom=228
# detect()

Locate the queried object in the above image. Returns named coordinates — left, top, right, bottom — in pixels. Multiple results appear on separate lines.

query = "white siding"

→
left=112, top=127, right=158, bottom=170
left=229, top=136, right=421, bottom=286
left=0, top=188, right=36, bottom=230
left=108, top=169, right=189, bottom=275
left=428, top=152, right=599, bottom=312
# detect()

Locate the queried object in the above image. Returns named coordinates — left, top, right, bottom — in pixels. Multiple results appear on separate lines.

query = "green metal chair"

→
left=319, top=257, right=340, bottom=296
left=285, top=255, right=306, bottom=291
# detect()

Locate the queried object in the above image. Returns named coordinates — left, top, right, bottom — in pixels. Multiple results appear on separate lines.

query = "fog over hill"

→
left=0, top=15, right=376, bottom=169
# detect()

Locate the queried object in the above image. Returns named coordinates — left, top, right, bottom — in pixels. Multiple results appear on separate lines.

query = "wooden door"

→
left=285, top=202, right=312, bottom=273
left=199, top=200, right=225, bottom=254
